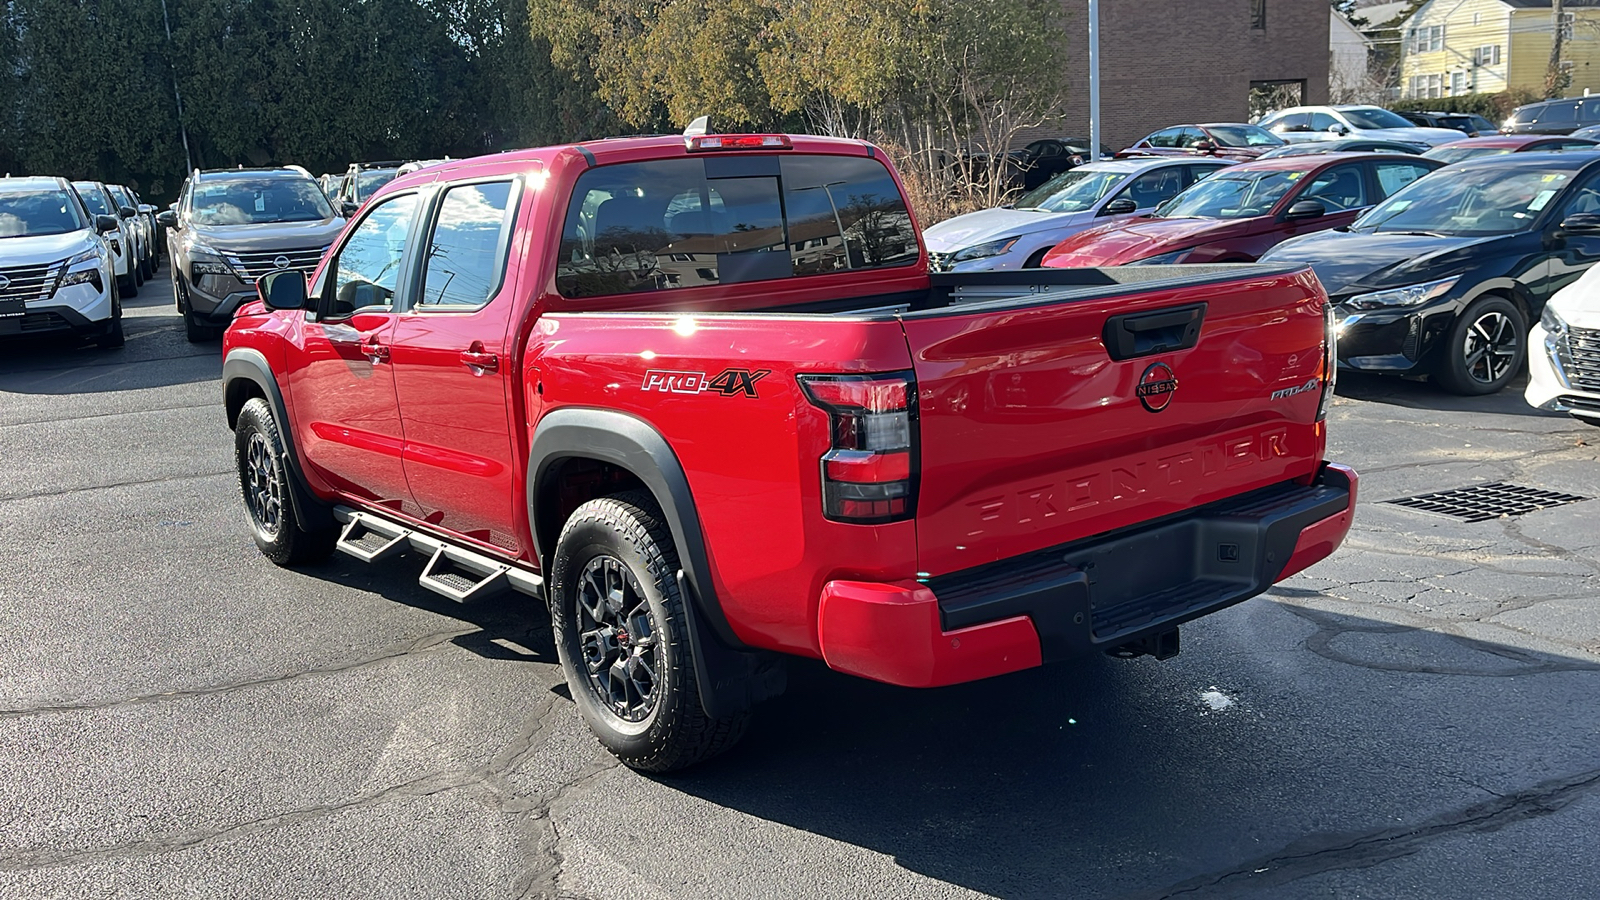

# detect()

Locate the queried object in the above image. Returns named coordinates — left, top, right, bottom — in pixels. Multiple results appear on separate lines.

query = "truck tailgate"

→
left=902, top=266, right=1330, bottom=577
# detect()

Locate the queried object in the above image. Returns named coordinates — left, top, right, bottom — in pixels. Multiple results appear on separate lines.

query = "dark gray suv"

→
left=157, top=167, right=345, bottom=342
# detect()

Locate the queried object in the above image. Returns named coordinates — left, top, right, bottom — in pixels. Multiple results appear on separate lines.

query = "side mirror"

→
left=94, top=214, right=120, bottom=233
left=340, top=201, right=359, bottom=218
left=1103, top=197, right=1139, bottom=215
left=1192, top=140, right=1217, bottom=153
left=259, top=270, right=310, bottom=311
left=1328, top=123, right=1349, bottom=135
left=1284, top=200, right=1327, bottom=221
left=118, top=206, right=137, bottom=219
left=138, top=203, right=156, bottom=214
left=1560, top=212, right=1600, bottom=234
left=156, top=210, right=178, bottom=229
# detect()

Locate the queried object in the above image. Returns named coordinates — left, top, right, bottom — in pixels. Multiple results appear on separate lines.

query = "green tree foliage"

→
left=0, top=0, right=606, bottom=201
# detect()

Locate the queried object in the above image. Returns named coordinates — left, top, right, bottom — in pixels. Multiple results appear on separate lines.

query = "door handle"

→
left=361, top=338, right=389, bottom=363
left=460, top=350, right=499, bottom=372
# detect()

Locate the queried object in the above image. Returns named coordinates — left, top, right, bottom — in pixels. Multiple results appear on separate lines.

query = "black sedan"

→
left=1257, top=139, right=1424, bottom=159
left=1261, top=152, right=1600, bottom=395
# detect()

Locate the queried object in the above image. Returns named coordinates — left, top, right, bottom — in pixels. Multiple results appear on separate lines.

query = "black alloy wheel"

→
left=1437, top=296, right=1526, bottom=395
left=575, top=555, right=661, bottom=722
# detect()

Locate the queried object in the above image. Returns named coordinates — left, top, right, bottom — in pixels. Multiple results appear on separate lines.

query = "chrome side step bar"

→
left=333, top=507, right=544, bottom=601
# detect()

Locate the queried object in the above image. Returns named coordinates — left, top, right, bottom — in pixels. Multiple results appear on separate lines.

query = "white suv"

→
left=72, top=181, right=140, bottom=297
left=1259, top=105, right=1465, bottom=148
left=0, top=176, right=122, bottom=348
left=1528, top=264, right=1600, bottom=427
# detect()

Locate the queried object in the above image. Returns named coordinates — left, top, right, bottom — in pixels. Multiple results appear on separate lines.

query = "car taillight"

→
left=799, top=372, right=918, bottom=524
left=1317, top=299, right=1337, bottom=422
left=685, top=134, right=794, bottom=152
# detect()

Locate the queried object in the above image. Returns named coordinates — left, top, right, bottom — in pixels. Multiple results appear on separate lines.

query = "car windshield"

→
left=190, top=177, right=333, bottom=225
left=1424, top=146, right=1512, bottom=164
left=1341, top=107, right=1412, bottom=129
left=1014, top=169, right=1125, bottom=212
left=1156, top=169, right=1304, bottom=219
left=0, top=189, right=86, bottom=238
left=357, top=170, right=398, bottom=198
left=108, top=186, right=133, bottom=207
left=1206, top=125, right=1284, bottom=147
left=1351, top=165, right=1573, bottom=236
left=73, top=184, right=112, bottom=216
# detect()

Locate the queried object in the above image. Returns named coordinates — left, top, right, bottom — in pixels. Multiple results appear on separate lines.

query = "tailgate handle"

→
left=1102, top=303, right=1207, bottom=361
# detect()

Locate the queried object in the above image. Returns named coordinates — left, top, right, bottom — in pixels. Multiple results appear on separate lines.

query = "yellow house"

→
left=1400, top=0, right=1600, bottom=99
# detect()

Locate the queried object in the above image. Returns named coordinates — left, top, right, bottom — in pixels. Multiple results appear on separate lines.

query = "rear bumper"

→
left=816, top=462, right=1358, bottom=687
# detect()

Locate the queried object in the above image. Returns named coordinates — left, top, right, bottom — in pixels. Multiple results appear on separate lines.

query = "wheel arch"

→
left=222, top=348, right=331, bottom=531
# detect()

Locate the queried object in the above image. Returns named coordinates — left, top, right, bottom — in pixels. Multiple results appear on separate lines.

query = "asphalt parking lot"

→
left=2, top=268, right=1598, bottom=900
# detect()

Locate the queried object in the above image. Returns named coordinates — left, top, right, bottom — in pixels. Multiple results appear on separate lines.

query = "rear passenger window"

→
left=416, top=181, right=516, bottom=310
left=557, top=155, right=917, bottom=299
left=1374, top=161, right=1434, bottom=197
left=1110, top=167, right=1187, bottom=209
left=1540, top=104, right=1578, bottom=125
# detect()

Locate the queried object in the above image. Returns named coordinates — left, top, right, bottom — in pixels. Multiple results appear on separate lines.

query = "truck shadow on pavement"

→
left=657, top=600, right=1600, bottom=899
left=1334, top=371, right=1566, bottom=421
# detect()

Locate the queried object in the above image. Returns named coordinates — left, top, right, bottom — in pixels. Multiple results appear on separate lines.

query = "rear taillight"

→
left=799, top=372, right=918, bottom=524
left=1317, top=299, right=1337, bottom=422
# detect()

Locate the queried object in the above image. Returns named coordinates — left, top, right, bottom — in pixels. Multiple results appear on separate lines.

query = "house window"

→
left=1560, top=12, right=1575, bottom=41
left=1474, top=45, right=1501, bottom=66
left=1451, top=71, right=1468, bottom=94
left=1251, top=0, right=1265, bottom=30
left=1409, top=24, right=1445, bottom=54
left=1409, top=73, right=1445, bottom=99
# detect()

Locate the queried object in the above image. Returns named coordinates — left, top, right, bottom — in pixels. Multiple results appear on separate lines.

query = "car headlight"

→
left=187, top=240, right=239, bottom=279
left=1540, top=304, right=1568, bottom=338
left=1344, top=276, right=1461, bottom=310
left=950, top=236, right=1021, bottom=262
left=1132, top=249, right=1191, bottom=265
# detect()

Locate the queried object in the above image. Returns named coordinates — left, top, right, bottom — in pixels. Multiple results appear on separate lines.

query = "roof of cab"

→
left=0, top=175, right=68, bottom=192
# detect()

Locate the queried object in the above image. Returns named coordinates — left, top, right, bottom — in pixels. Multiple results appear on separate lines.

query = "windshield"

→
left=356, top=170, right=398, bottom=199
left=1352, top=166, right=1573, bottom=236
left=1341, top=107, right=1412, bottom=129
left=1206, top=125, right=1284, bottom=147
left=107, top=185, right=133, bottom=207
left=1157, top=169, right=1304, bottom=219
left=73, top=184, right=112, bottom=216
left=1423, top=146, right=1512, bottom=165
left=1015, top=169, right=1125, bottom=212
left=0, top=189, right=87, bottom=238
left=190, top=177, right=334, bottom=225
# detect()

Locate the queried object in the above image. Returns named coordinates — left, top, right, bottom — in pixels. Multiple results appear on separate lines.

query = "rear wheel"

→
left=235, top=397, right=336, bottom=565
left=1435, top=295, right=1525, bottom=395
left=550, top=492, right=748, bottom=772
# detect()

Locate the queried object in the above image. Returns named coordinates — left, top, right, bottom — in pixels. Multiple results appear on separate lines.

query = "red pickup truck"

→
left=222, top=132, right=1357, bottom=771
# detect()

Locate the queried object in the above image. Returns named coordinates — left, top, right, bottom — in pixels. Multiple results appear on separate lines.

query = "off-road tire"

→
left=1435, top=295, right=1525, bottom=396
left=551, top=492, right=749, bottom=772
left=234, top=397, right=337, bottom=566
left=185, top=310, right=221, bottom=343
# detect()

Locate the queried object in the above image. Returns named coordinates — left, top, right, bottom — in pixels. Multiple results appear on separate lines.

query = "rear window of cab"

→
left=556, top=154, right=918, bottom=299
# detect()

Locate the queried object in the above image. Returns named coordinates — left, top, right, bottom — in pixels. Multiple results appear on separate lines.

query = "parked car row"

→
left=0, top=175, right=165, bottom=349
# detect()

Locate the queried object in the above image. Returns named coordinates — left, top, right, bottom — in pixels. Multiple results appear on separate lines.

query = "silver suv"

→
left=157, top=166, right=345, bottom=342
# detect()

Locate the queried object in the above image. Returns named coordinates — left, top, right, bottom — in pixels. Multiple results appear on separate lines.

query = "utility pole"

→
left=1088, top=0, right=1101, bottom=161
left=158, top=0, right=193, bottom=172
left=1547, top=0, right=1568, bottom=99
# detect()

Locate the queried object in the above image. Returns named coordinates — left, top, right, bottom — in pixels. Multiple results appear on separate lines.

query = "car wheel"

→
left=1435, top=295, right=1526, bottom=395
left=95, top=287, right=124, bottom=350
left=235, top=397, right=337, bottom=566
left=133, top=258, right=144, bottom=287
left=118, top=268, right=138, bottom=297
left=184, top=310, right=221, bottom=343
left=550, top=492, right=749, bottom=772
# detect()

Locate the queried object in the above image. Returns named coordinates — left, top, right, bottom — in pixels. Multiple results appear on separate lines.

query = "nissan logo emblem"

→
left=272, top=255, right=291, bottom=270
left=0, top=275, right=10, bottom=291
left=1136, top=362, right=1178, bottom=412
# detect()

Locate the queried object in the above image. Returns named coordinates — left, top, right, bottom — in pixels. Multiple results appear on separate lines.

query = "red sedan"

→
left=1041, top=153, right=1444, bottom=267
left=1422, top=134, right=1599, bottom=164
left=1117, top=123, right=1286, bottom=160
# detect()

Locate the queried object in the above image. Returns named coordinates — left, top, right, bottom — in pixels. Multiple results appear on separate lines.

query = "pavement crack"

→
left=0, top=628, right=478, bottom=719
left=0, top=471, right=233, bottom=504
left=0, top=401, right=216, bottom=431
left=1138, top=766, right=1600, bottom=899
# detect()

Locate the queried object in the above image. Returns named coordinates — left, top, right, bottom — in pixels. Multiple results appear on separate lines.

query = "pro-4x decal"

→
left=643, top=367, right=770, bottom=398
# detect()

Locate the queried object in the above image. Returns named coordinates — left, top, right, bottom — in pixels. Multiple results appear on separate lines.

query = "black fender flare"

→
left=221, top=348, right=332, bottom=531
left=528, top=407, right=783, bottom=718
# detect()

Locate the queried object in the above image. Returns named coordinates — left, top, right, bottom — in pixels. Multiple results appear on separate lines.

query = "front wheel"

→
left=1435, top=296, right=1526, bottom=395
left=550, top=493, right=749, bottom=772
left=234, top=397, right=337, bottom=566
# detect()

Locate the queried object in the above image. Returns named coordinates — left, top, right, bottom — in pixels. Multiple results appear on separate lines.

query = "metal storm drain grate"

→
left=1384, top=482, right=1590, bottom=523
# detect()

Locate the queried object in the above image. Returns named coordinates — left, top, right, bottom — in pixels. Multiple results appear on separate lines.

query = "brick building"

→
left=1050, top=0, right=1332, bottom=149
